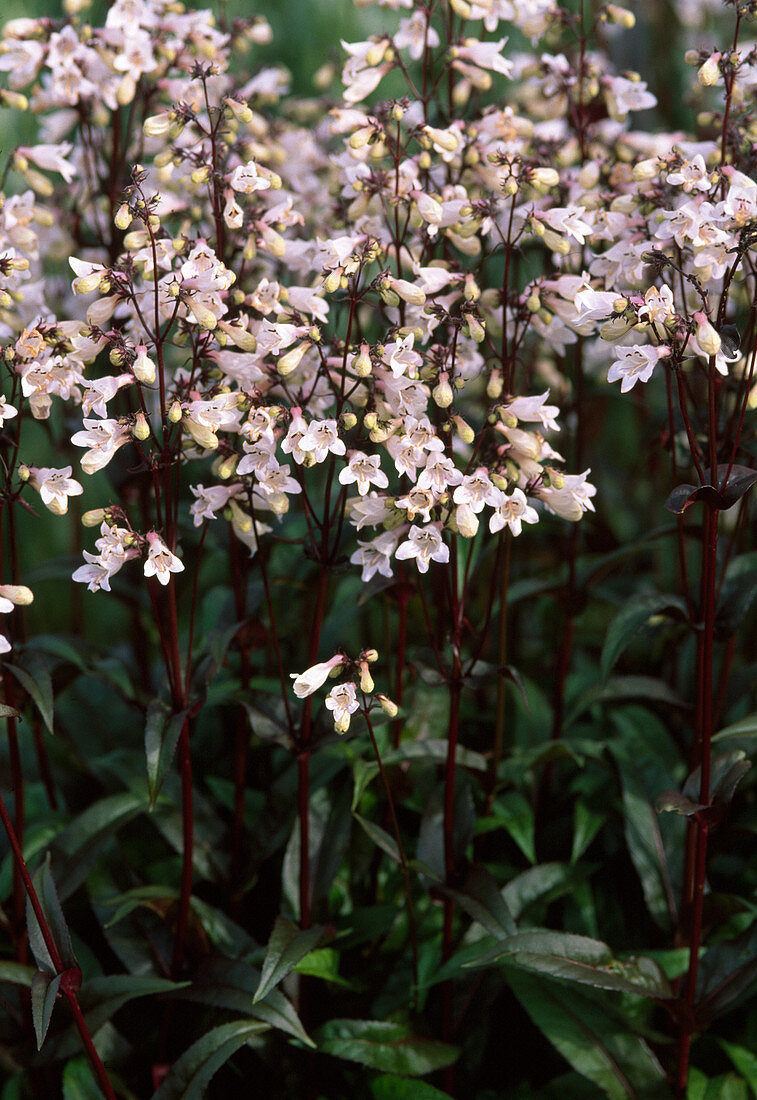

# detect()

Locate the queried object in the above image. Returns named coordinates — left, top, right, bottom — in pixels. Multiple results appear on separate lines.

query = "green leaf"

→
left=181, top=956, right=314, bottom=1048
left=0, top=961, right=34, bottom=987
left=145, top=701, right=189, bottom=809
left=62, top=1057, right=104, bottom=1100
left=565, top=676, right=687, bottom=730
left=153, top=1020, right=268, bottom=1099
left=572, top=803, right=607, bottom=864
left=293, top=946, right=356, bottom=988
left=466, top=929, right=672, bottom=999
left=601, top=594, right=689, bottom=681
left=31, top=970, right=61, bottom=1049
left=56, top=792, right=147, bottom=900
left=253, top=915, right=325, bottom=1004
left=508, top=971, right=669, bottom=1098
left=6, top=656, right=54, bottom=733
left=503, top=863, right=588, bottom=924
left=315, top=1019, right=458, bottom=1076
left=720, top=1040, right=757, bottom=1098
left=370, top=1075, right=453, bottom=1099
left=443, top=864, right=516, bottom=938
left=714, top=715, right=757, bottom=744
left=354, top=812, right=401, bottom=864
left=687, top=1069, right=749, bottom=1100
left=26, top=857, right=76, bottom=973
left=494, top=790, right=536, bottom=864
left=77, top=975, right=189, bottom=1035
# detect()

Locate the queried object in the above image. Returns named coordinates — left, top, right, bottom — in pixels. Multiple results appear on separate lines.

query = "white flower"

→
left=350, top=530, right=399, bottom=583
left=290, top=655, right=345, bottom=698
left=395, top=523, right=449, bottom=573
left=489, top=488, right=539, bottom=536
left=28, top=465, right=83, bottom=515
left=228, top=160, right=272, bottom=194
left=607, top=344, right=670, bottom=392
left=143, top=533, right=184, bottom=586
left=325, top=682, right=360, bottom=734
left=339, top=452, right=389, bottom=496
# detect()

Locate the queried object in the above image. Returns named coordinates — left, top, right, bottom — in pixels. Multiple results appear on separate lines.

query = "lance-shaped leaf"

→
left=26, top=857, right=76, bottom=975
left=31, top=970, right=62, bottom=1050
left=683, top=751, right=751, bottom=807
left=253, top=915, right=325, bottom=1004
left=507, top=971, right=669, bottom=1099
left=600, top=593, right=689, bottom=681
left=315, top=1019, right=458, bottom=1076
left=145, top=700, right=190, bottom=809
left=6, top=654, right=54, bottom=734
left=664, top=465, right=757, bottom=515
left=153, top=1020, right=269, bottom=1099
left=465, top=929, right=673, bottom=999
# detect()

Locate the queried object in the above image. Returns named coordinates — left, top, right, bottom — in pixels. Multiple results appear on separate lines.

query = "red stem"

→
left=675, top=504, right=719, bottom=1097
left=0, top=788, right=115, bottom=1099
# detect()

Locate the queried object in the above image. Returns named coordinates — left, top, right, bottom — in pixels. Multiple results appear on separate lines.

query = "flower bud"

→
left=133, top=345, right=157, bottom=384
left=277, top=341, right=312, bottom=376
left=353, top=344, right=372, bottom=377
left=698, top=54, right=721, bottom=86
left=0, top=585, right=33, bottom=606
left=133, top=412, right=150, bottom=441
left=464, top=313, right=486, bottom=343
left=694, top=312, right=721, bottom=356
left=487, top=369, right=503, bottom=400
left=453, top=415, right=475, bottom=444
left=376, top=694, right=398, bottom=718
left=168, top=401, right=183, bottom=423
left=605, top=5, right=635, bottom=28
left=359, top=662, right=374, bottom=693
left=82, top=508, right=107, bottom=527
left=432, top=373, right=454, bottom=408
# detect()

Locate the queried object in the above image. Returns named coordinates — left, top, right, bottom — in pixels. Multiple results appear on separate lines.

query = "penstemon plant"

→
left=0, top=0, right=754, bottom=1096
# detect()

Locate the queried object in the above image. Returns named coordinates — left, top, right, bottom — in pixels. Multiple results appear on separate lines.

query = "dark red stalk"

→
left=0, top=787, right=115, bottom=1099
left=675, top=503, right=718, bottom=1097
left=297, top=566, right=329, bottom=929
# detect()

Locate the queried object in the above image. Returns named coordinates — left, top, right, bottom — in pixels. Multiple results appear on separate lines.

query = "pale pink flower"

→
left=395, top=523, right=449, bottom=573
left=325, top=682, right=360, bottom=734
left=290, top=655, right=345, bottom=698
left=143, top=533, right=184, bottom=586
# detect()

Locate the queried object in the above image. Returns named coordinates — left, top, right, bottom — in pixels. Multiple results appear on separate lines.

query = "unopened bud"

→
left=277, top=341, right=312, bottom=376
left=82, top=508, right=106, bottom=527
left=133, top=345, right=157, bottom=384
left=168, top=401, right=183, bottom=423
left=698, top=54, right=721, bottom=86
left=132, top=412, right=150, bottom=440
left=453, top=415, right=475, bottom=444
left=432, top=373, right=454, bottom=408
left=605, top=4, right=635, bottom=28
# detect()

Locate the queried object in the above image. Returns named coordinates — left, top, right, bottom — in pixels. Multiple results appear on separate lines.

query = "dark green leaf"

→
left=31, top=970, right=61, bottom=1050
left=600, top=593, right=689, bottom=681
left=354, top=813, right=401, bottom=864
left=183, top=957, right=314, bottom=1048
left=370, top=1076, right=452, bottom=1099
left=62, top=1057, right=104, bottom=1100
left=442, top=865, right=516, bottom=938
left=315, top=1019, right=458, bottom=1076
left=6, top=657, right=54, bottom=734
left=153, top=1020, right=268, bottom=1099
left=507, top=971, right=668, bottom=1098
left=253, top=915, right=325, bottom=1004
left=145, top=701, right=189, bottom=809
left=466, top=929, right=672, bottom=999
left=0, top=962, right=33, bottom=987
left=720, top=1040, right=757, bottom=1097
left=56, top=792, right=148, bottom=900
left=26, top=857, right=76, bottom=973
